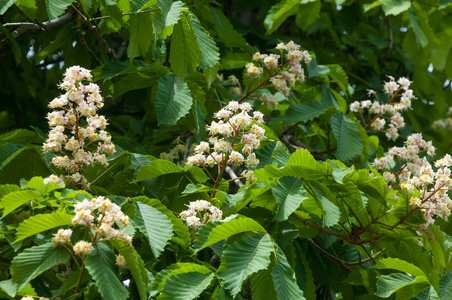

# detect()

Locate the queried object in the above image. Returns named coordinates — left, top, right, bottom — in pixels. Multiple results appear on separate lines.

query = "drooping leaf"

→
left=136, top=201, right=173, bottom=258
left=271, top=177, right=307, bottom=221
left=0, top=0, right=18, bottom=15
left=133, top=196, right=191, bottom=247
left=0, top=190, right=41, bottom=217
left=330, top=112, right=363, bottom=163
left=169, top=13, right=202, bottom=78
left=374, top=258, right=427, bottom=277
left=250, top=269, right=279, bottom=300
left=264, top=0, right=299, bottom=34
left=327, top=64, right=349, bottom=94
left=16, top=211, right=72, bottom=242
left=155, top=74, right=193, bottom=126
left=0, top=129, right=39, bottom=145
left=84, top=242, right=129, bottom=300
left=164, top=272, right=214, bottom=300
left=380, top=0, right=411, bottom=16
left=163, top=0, right=186, bottom=27
left=0, top=279, right=16, bottom=298
left=256, top=141, right=291, bottom=169
left=11, top=243, right=70, bottom=291
left=409, top=7, right=429, bottom=48
left=190, top=14, right=220, bottom=69
left=271, top=247, right=305, bottom=300
left=376, top=273, right=429, bottom=298
left=0, top=147, right=50, bottom=184
left=284, top=101, right=329, bottom=125
left=127, top=12, right=154, bottom=59
left=150, top=262, right=212, bottom=298
left=193, top=217, right=266, bottom=252
left=217, top=234, right=274, bottom=296
left=295, top=0, right=321, bottom=31
left=135, top=159, right=182, bottom=182
left=45, top=0, right=73, bottom=20
left=111, top=239, right=148, bottom=300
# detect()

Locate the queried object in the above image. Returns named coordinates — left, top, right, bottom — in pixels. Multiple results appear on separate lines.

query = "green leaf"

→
left=0, top=0, right=17, bottom=14
left=295, top=0, right=320, bottom=31
left=264, top=0, right=299, bottom=34
left=164, top=272, right=214, bottom=300
left=150, top=262, right=212, bottom=298
left=429, top=224, right=447, bottom=272
left=155, top=74, right=193, bottom=126
left=0, top=279, right=16, bottom=297
left=271, top=177, right=307, bottom=221
left=190, top=14, right=220, bottom=69
left=409, top=7, right=429, bottom=48
left=256, top=141, right=291, bottom=169
left=45, top=0, right=73, bottom=20
left=34, top=24, right=74, bottom=63
left=193, top=217, right=266, bottom=252
left=169, top=13, right=202, bottom=78
left=136, top=201, right=173, bottom=258
left=307, top=59, right=330, bottom=78
left=15, top=211, right=72, bottom=242
left=380, top=0, right=411, bottom=16
left=111, top=239, right=148, bottom=300
left=135, top=159, right=182, bottom=181
left=0, top=190, right=41, bottom=217
left=272, top=247, right=305, bottom=300
left=327, top=64, right=349, bottom=94
left=11, top=243, right=70, bottom=291
left=376, top=273, right=429, bottom=298
left=217, top=234, right=273, bottom=296
left=250, top=269, right=279, bottom=300
left=255, top=148, right=326, bottom=182
left=374, top=258, right=427, bottom=277
left=127, top=12, right=154, bottom=59
left=163, top=0, right=186, bottom=27
left=284, top=101, right=329, bottom=124
left=133, top=196, right=191, bottom=247
left=0, top=147, right=50, bottom=185
left=85, top=242, right=129, bottom=300
left=0, top=129, right=39, bottom=145
left=330, top=112, right=363, bottom=163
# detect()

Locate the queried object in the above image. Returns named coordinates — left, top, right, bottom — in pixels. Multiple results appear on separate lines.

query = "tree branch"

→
left=1, top=10, right=75, bottom=51
left=225, top=166, right=244, bottom=189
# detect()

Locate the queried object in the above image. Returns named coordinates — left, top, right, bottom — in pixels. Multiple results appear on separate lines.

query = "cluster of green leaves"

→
left=0, top=0, right=452, bottom=299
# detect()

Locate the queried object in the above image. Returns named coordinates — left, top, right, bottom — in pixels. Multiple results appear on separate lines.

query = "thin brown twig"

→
left=76, top=15, right=102, bottom=65
left=12, top=4, right=48, bottom=31
left=91, top=25, right=117, bottom=59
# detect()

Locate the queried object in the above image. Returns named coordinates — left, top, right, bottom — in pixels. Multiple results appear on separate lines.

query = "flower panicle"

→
left=350, top=76, right=416, bottom=141
left=43, top=66, right=116, bottom=188
left=179, top=200, right=223, bottom=229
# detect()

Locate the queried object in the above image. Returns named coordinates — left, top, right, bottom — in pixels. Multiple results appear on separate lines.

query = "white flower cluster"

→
left=21, top=297, right=50, bottom=300
left=349, top=76, right=416, bottom=141
left=373, top=134, right=452, bottom=223
left=372, top=133, right=436, bottom=184
left=116, top=254, right=127, bottom=269
left=400, top=154, right=452, bottom=223
left=248, top=41, right=311, bottom=101
left=432, top=107, right=452, bottom=130
left=52, top=196, right=132, bottom=256
left=186, top=101, right=264, bottom=184
left=179, top=200, right=223, bottom=228
left=160, top=138, right=189, bottom=163
left=43, top=66, right=116, bottom=187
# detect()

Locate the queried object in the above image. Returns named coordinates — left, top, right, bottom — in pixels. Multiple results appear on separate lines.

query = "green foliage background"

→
left=0, top=0, right=452, bottom=299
